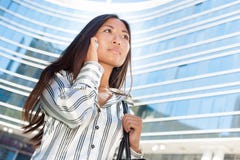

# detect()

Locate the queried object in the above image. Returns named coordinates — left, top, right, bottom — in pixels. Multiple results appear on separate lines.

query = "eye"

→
left=103, top=29, right=112, bottom=33
left=122, top=34, right=129, bottom=40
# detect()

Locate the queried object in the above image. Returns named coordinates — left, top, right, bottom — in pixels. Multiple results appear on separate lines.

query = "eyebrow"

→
left=103, top=24, right=129, bottom=35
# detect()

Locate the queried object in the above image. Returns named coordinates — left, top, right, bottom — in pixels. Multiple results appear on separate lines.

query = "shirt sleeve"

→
left=112, top=146, right=144, bottom=159
left=41, top=61, right=104, bottom=128
left=130, top=147, right=144, bottom=159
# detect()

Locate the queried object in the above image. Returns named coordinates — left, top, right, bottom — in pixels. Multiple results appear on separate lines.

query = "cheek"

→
left=123, top=44, right=130, bottom=57
left=97, top=42, right=106, bottom=55
left=121, top=46, right=130, bottom=64
left=122, top=40, right=130, bottom=51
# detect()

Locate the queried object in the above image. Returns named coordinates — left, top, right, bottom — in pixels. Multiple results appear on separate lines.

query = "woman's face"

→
left=95, top=18, right=130, bottom=68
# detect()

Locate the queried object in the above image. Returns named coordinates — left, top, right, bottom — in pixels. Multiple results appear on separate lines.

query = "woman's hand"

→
left=122, top=114, right=142, bottom=153
left=85, top=37, right=98, bottom=62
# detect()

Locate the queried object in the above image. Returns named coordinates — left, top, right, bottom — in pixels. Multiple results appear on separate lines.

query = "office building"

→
left=0, top=0, right=239, bottom=159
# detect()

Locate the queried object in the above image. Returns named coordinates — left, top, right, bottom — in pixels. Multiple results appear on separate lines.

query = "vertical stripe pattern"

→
left=30, top=61, right=130, bottom=160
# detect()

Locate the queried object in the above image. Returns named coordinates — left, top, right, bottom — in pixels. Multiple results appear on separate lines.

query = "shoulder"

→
left=49, top=70, right=73, bottom=87
left=55, top=70, right=73, bottom=82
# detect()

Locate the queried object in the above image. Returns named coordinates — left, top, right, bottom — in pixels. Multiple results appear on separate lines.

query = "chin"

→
left=110, top=61, right=124, bottom=68
left=115, top=63, right=124, bottom=68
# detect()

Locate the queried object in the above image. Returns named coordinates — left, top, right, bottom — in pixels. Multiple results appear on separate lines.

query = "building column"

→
left=212, top=151, right=224, bottom=160
left=201, top=151, right=212, bottom=160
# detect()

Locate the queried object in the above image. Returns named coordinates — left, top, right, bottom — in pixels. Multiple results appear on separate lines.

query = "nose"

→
left=112, top=35, right=121, bottom=45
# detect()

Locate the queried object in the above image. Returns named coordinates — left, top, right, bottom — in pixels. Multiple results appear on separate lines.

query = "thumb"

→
left=86, top=37, right=98, bottom=62
left=91, top=37, right=98, bottom=50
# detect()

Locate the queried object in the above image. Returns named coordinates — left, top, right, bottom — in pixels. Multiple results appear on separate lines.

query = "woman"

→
left=23, top=14, right=143, bottom=159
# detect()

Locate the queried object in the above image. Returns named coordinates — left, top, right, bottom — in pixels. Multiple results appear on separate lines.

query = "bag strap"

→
left=116, top=137, right=125, bottom=159
left=122, top=100, right=129, bottom=114
left=116, top=101, right=131, bottom=160
left=122, top=101, right=131, bottom=159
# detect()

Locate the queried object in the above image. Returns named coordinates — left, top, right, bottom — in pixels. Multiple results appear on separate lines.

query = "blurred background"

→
left=0, top=0, right=240, bottom=159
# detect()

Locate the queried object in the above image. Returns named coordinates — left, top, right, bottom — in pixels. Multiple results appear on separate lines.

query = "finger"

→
left=122, top=115, right=142, bottom=132
left=122, top=116, right=132, bottom=132
left=128, top=121, right=141, bottom=131
left=122, top=115, right=141, bottom=125
left=94, top=38, right=98, bottom=48
left=86, top=37, right=98, bottom=61
left=91, top=37, right=98, bottom=49
left=123, top=114, right=142, bottom=124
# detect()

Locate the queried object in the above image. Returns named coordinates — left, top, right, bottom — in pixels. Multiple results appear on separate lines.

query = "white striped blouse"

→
left=31, top=61, right=143, bottom=160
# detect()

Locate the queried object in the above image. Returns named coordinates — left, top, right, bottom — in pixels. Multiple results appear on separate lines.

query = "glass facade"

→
left=0, top=0, right=240, bottom=159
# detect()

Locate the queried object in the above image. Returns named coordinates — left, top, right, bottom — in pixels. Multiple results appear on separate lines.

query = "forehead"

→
left=101, top=18, right=128, bottom=33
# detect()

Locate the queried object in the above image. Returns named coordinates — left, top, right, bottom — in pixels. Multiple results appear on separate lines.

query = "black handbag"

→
left=117, top=101, right=131, bottom=160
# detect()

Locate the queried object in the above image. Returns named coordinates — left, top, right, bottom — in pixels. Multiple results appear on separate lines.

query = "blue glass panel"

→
left=133, top=93, right=240, bottom=120
left=141, top=132, right=240, bottom=140
left=142, top=115, right=240, bottom=134
left=16, top=153, right=31, bottom=160
left=0, top=146, right=16, bottom=160
left=0, top=0, right=11, bottom=7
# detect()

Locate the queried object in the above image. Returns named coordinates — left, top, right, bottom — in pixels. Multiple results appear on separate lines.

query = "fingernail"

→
left=95, top=41, right=98, bottom=48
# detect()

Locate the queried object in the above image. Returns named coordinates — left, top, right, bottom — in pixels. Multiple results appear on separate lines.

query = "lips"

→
left=108, top=48, right=120, bottom=55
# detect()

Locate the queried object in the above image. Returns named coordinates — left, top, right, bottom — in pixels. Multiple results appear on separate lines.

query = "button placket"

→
left=95, top=125, right=99, bottom=129
left=90, top=110, right=100, bottom=152
left=91, top=144, right=95, bottom=149
left=95, top=111, right=100, bottom=130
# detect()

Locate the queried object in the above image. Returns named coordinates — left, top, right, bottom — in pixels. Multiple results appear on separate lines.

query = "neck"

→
left=99, top=63, right=113, bottom=89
